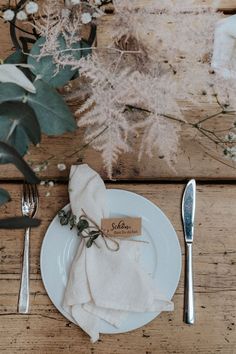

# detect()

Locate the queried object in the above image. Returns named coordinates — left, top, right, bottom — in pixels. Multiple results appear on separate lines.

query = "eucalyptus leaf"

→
left=0, top=102, right=41, bottom=156
left=0, top=216, right=40, bottom=229
left=4, top=51, right=33, bottom=81
left=89, top=230, right=100, bottom=238
left=0, top=83, right=25, bottom=104
left=58, top=210, right=68, bottom=225
left=0, top=188, right=11, bottom=206
left=80, top=40, right=92, bottom=58
left=4, top=50, right=27, bottom=64
left=28, top=36, right=75, bottom=87
left=0, top=64, right=36, bottom=93
left=69, top=214, right=76, bottom=230
left=77, top=219, right=89, bottom=234
left=28, top=36, right=90, bottom=87
left=0, top=141, right=39, bottom=183
left=86, top=238, right=94, bottom=248
left=27, top=79, right=76, bottom=135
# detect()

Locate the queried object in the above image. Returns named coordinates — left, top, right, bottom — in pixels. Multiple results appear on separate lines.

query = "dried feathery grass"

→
left=34, top=0, right=230, bottom=177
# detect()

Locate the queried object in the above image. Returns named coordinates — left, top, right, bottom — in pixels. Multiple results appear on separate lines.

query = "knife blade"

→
left=182, top=179, right=196, bottom=325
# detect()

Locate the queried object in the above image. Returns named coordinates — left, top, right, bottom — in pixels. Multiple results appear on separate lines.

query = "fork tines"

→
left=22, top=183, right=39, bottom=218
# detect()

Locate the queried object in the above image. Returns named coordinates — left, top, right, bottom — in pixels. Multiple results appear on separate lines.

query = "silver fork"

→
left=18, top=183, right=39, bottom=314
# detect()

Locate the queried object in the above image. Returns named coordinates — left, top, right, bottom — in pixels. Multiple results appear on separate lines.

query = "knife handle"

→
left=184, top=242, right=195, bottom=325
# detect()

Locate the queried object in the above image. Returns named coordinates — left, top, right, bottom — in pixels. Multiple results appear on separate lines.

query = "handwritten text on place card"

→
left=101, top=217, right=142, bottom=237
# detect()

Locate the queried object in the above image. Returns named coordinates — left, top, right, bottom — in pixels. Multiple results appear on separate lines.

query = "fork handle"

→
left=18, top=227, right=30, bottom=314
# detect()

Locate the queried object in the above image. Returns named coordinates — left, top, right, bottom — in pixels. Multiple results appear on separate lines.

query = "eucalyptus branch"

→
left=8, top=19, right=35, bottom=36
left=9, top=0, right=28, bottom=49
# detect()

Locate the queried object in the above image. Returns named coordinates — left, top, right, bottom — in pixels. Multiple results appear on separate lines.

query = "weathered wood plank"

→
left=1, top=183, right=236, bottom=276
left=0, top=183, right=236, bottom=353
left=0, top=105, right=235, bottom=180
left=0, top=291, right=235, bottom=354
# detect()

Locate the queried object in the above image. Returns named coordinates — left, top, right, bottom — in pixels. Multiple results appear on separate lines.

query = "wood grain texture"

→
left=0, top=103, right=235, bottom=181
left=0, top=183, right=235, bottom=353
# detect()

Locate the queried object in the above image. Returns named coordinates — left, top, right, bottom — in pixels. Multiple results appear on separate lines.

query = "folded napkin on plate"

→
left=63, top=164, right=173, bottom=342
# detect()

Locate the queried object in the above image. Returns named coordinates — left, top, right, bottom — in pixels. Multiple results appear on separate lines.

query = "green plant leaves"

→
left=79, top=40, right=91, bottom=59
left=0, top=188, right=11, bottom=206
left=0, top=83, right=25, bottom=104
left=0, top=216, right=40, bottom=229
left=0, top=81, right=76, bottom=136
left=28, top=36, right=75, bottom=88
left=0, top=64, right=36, bottom=93
left=0, top=142, right=39, bottom=183
left=77, top=219, right=89, bottom=234
left=4, top=50, right=27, bottom=64
left=28, top=36, right=91, bottom=87
left=0, top=102, right=41, bottom=155
left=27, top=79, right=76, bottom=135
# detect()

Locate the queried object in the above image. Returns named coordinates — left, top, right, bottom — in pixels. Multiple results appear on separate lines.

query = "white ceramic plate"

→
left=40, top=189, right=181, bottom=334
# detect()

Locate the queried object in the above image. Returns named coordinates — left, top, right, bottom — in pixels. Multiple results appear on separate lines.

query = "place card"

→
left=101, top=217, right=142, bottom=237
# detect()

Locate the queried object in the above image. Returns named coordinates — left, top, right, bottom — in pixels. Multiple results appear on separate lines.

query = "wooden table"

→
left=0, top=1, right=236, bottom=353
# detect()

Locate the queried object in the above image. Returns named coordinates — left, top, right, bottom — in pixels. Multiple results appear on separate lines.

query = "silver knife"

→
left=182, top=179, right=196, bottom=325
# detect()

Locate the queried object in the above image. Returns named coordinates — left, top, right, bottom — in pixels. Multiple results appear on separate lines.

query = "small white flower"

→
left=33, top=166, right=40, bottom=172
left=92, top=12, right=102, bottom=18
left=48, top=181, right=54, bottom=187
left=71, top=0, right=81, bottom=4
left=81, top=12, right=92, bottom=24
left=3, top=9, right=15, bottom=21
left=95, top=0, right=102, bottom=5
left=40, top=181, right=46, bottom=186
left=33, top=162, right=48, bottom=172
left=226, top=132, right=236, bottom=142
left=16, top=10, right=27, bottom=21
left=57, top=163, right=67, bottom=171
left=25, top=1, right=38, bottom=14
left=61, top=8, right=71, bottom=18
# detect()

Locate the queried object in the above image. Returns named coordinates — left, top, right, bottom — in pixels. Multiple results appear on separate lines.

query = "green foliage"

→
left=0, top=34, right=90, bottom=216
left=29, top=36, right=84, bottom=87
left=0, top=188, right=11, bottom=206
left=28, top=36, right=91, bottom=86
left=27, top=80, right=76, bottom=135
left=4, top=50, right=27, bottom=64
left=0, top=102, right=41, bottom=155
left=0, top=81, right=76, bottom=136
left=0, top=141, right=39, bottom=183
left=77, top=219, right=89, bottom=233
left=0, top=83, right=25, bottom=104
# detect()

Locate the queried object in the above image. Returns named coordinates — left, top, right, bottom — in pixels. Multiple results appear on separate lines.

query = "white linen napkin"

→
left=212, top=15, right=236, bottom=79
left=63, top=164, right=173, bottom=342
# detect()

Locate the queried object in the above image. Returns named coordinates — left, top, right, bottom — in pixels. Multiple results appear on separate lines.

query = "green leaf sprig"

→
left=58, top=208, right=120, bottom=251
left=58, top=209, right=99, bottom=248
